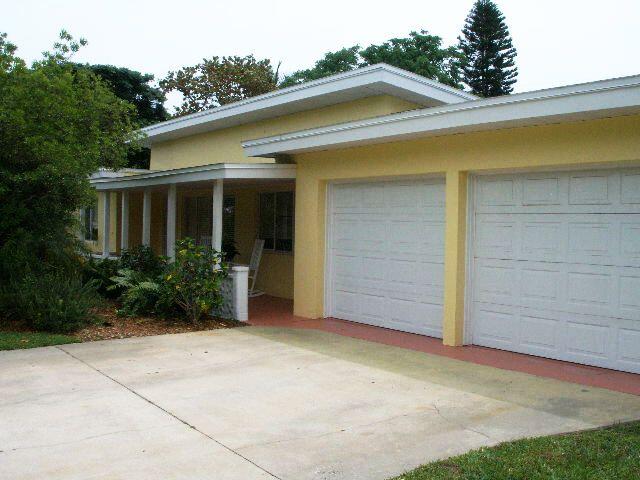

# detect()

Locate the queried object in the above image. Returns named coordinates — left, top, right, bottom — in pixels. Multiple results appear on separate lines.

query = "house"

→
left=88, top=63, right=640, bottom=374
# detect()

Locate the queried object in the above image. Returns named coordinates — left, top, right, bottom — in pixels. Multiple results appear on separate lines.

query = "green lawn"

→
left=0, top=331, right=78, bottom=351
left=393, top=421, right=640, bottom=480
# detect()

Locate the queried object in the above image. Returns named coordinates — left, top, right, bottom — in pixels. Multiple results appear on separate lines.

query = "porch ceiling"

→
left=90, top=163, right=296, bottom=191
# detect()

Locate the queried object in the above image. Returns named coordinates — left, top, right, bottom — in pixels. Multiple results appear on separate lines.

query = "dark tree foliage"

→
left=280, top=32, right=464, bottom=89
left=360, top=31, right=463, bottom=88
left=458, top=0, right=518, bottom=96
left=77, top=64, right=168, bottom=168
left=279, top=47, right=360, bottom=87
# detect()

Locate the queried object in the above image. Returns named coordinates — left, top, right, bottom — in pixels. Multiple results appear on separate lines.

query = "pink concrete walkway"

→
left=248, top=295, right=640, bottom=396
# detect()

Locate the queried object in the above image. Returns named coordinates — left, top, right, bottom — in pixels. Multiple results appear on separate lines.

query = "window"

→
left=260, top=191, right=294, bottom=252
left=183, top=195, right=235, bottom=247
left=81, top=206, right=98, bottom=241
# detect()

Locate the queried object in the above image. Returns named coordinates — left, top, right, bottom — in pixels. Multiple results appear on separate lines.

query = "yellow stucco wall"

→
left=149, top=95, right=419, bottom=170
left=226, top=185, right=295, bottom=299
left=291, top=114, right=640, bottom=345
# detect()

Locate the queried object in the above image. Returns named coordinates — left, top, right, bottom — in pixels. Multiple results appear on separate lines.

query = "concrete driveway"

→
left=2, top=327, right=640, bottom=480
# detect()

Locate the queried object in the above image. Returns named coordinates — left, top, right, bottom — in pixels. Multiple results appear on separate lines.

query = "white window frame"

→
left=259, top=190, right=295, bottom=254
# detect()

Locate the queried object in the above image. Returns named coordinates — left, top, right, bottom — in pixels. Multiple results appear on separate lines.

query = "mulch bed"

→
left=1, top=302, right=243, bottom=343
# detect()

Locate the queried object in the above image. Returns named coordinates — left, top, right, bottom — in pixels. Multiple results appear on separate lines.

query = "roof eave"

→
left=241, top=76, right=640, bottom=157
left=139, top=64, right=477, bottom=146
left=90, top=163, right=297, bottom=190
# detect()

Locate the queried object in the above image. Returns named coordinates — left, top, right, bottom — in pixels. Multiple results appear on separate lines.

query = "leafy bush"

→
left=163, top=238, right=227, bottom=323
left=1, top=273, right=100, bottom=333
left=82, top=256, right=121, bottom=298
left=108, top=268, right=163, bottom=316
left=119, top=245, right=166, bottom=277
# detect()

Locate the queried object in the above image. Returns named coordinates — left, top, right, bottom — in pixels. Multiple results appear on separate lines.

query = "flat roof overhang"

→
left=90, top=163, right=296, bottom=191
left=241, top=74, right=640, bottom=157
left=139, top=64, right=477, bottom=146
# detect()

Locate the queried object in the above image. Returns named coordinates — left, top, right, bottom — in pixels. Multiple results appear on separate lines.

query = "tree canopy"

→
left=0, top=31, right=140, bottom=279
left=458, top=0, right=518, bottom=96
left=280, top=31, right=464, bottom=89
left=77, top=64, right=167, bottom=125
left=76, top=64, right=167, bottom=168
left=160, top=55, right=279, bottom=116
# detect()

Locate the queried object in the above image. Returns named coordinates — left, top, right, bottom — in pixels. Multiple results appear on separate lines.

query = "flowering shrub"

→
left=163, top=238, right=227, bottom=324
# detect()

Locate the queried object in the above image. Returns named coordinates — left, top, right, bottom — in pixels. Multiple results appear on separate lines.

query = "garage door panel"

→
left=472, top=168, right=640, bottom=373
left=618, top=328, right=640, bottom=369
left=473, top=259, right=517, bottom=305
left=519, top=314, right=561, bottom=353
left=388, top=299, right=443, bottom=337
left=522, top=175, right=563, bottom=206
left=621, top=172, right=640, bottom=204
left=474, top=218, right=517, bottom=259
left=472, top=305, right=518, bottom=348
left=621, top=222, right=640, bottom=261
left=329, top=179, right=445, bottom=338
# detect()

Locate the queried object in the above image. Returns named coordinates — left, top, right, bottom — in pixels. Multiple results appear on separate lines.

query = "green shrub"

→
left=108, top=268, right=163, bottom=316
left=82, top=256, right=121, bottom=298
left=119, top=245, right=166, bottom=277
left=1, top=273, right=100, bottom=333
left=164, top=238, right=227, bottom=323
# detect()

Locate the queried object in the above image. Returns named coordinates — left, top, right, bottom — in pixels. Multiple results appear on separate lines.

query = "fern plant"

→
left=109, top=268, right=162, bottom=316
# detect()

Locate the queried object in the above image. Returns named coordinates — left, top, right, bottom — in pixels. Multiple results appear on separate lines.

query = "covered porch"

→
left=89, top=163, right=297, bottom=306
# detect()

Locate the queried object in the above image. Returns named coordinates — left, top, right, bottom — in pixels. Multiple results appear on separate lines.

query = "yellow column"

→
left=442, top=170, right=468, bottom=346
left=293, top=175, right=326, bottom=318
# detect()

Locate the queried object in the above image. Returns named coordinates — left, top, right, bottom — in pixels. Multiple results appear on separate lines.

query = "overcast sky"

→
left=5, top=0, right=640, bottom=111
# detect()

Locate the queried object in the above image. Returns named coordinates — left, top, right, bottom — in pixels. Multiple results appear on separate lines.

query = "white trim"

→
left=323, top=182, right=334, bottom=318
left=212, top=179, right=223, bottom=251
left=140, top=64, right=476, bottom=145
left=90, top=163, right=297, bottom=190
left=142, top=188, right=152, bottom=246
left=100, top=191, right=111, bottom=258
left=120, top=191, right=129, bottom=250
left=242, top=74, right=640, bottom=157
left=166, top=184, right=177, bottom=259
left=463, top=174, right=475, bottom=345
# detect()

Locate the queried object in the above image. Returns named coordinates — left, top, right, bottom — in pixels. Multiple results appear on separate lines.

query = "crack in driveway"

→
left=3, top=425, right=170, bottom=453
left=55, top=346, right=283, bottom=480
left=431, top=403, right=493, bottom=441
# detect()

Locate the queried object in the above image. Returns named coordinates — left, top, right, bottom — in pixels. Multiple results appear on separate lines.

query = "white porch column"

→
left=212, top=179, right=223, bottom=251
left=142, top=188, right=152, bottom=246
left=166, top=184, right=177, bottom=260
left=120, top=191, right=129, bottom=251
left=100, top=191, right=111, bottom=258
left=231, top=266, right=249, bottom=321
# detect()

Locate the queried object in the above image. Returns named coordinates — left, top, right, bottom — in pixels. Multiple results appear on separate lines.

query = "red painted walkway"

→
left=248, top=295, right=640, bottom=396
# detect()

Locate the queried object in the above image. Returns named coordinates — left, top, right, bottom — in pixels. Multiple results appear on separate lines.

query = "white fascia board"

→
left=90, top=163, right=296, bottom=190
left=242, top=75, right=640, bottom=157
left=139, top=64, right=476, bottom=145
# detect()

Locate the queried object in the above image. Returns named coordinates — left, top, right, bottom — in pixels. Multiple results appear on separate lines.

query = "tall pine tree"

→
left=458, top=0, right=517, bottom=97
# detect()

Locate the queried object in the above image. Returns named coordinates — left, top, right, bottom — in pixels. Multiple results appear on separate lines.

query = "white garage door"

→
left=327, top=179, right=445, bottom=337
left=471, top=169, right=640, bottom=373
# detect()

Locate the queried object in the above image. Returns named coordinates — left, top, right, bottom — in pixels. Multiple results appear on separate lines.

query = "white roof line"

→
left=143, top=63, right=474, bottom=134
left=90, top=163, right=296, bottom=190
left=140, top=64, right=477, bottom=145
left=241, top=73, right=640, bottom=156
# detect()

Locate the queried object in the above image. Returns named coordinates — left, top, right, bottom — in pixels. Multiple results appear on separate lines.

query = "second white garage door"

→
left=327, top=179, right=445, bottom=337
left=471, top=169, right=640, bottom=373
